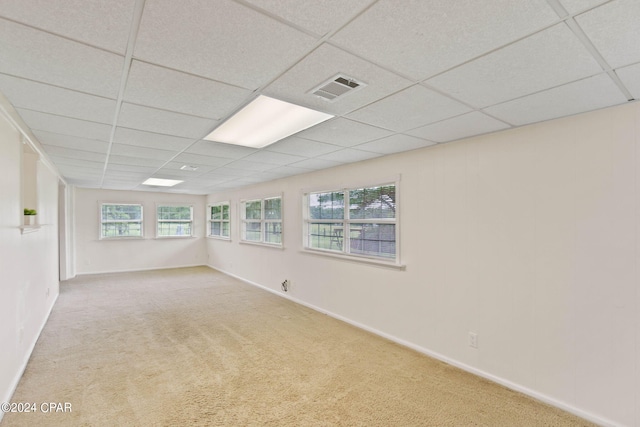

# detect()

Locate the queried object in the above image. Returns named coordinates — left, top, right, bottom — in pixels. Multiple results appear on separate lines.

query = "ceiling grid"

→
left=0, top=0, right=637, bottom=194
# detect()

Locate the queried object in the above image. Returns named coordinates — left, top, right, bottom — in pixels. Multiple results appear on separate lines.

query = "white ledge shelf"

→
left=19, top=225, right=42, bottom=234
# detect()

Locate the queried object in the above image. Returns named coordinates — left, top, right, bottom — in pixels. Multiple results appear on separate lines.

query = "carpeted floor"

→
left=2, top=267, right=595, bottom=426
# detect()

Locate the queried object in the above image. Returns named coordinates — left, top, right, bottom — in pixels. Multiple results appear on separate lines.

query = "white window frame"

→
left=208, top=201, right=231, bottom=240
left=99, top=202, right=144, bottom=240
left=302, top=180, right=401, bottom=267
left=240, top=195, right=283, bottom=247
left=155, top=204, right=194, bottom=238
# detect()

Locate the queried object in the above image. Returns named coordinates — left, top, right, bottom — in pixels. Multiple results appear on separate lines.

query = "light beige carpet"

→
left=2, top=267, right=595, bottom=426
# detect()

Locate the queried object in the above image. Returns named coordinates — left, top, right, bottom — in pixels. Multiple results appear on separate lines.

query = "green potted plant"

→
left=24, top=208, right=37, bottom=225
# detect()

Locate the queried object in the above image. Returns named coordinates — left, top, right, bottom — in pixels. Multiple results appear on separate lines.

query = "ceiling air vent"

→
left=310, top=74, right=366, bottom=102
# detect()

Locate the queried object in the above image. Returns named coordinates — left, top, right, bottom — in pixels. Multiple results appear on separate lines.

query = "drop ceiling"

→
left=0, top=0, right=637, bottom=195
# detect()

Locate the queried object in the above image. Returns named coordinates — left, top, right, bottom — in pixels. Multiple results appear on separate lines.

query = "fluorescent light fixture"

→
left=142, top=178, right=183, bottom=187
left=204, top=95, right=334, bottom=148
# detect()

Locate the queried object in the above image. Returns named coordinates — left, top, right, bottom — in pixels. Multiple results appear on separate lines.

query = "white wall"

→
left=0, top=109, right=59, bottom=418
left=207, top=102, right=640, bottom=427
left=74, top=188, right=207, bottom=274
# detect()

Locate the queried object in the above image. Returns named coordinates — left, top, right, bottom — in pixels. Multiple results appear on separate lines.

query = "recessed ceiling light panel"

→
left=142, top=178, right=183, bottom=187
left=203, top=95, right=334, bottom=148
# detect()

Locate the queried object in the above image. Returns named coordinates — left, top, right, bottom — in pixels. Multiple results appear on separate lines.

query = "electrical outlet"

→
left=281, top=279, right=289, bottom=292
left=469, top=332, right=478, bottom=349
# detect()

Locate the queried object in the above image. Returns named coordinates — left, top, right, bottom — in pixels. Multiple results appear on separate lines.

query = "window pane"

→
left=348, top=223, right=395, bottom=258
left=222, top=222, right=230, bottom=238
left=244, top=222, right=261, bottom=241
left=211, top=222, right=221, bottom=236
left=349, top=185, right=395, bottom=219
left=309, top=191, right=344, bottom=220
left=264, top=197, right=281, bottom=220
left=102, top=204, right=141, bottom=221
left=264, top=221, right=282, bottom=244
left=211, top=205, right=221, bottom=220
left=308, top=222, right=343, bottom=251
left=158, top=221, right=192, bottom=237
left=245, top=200, right=262, bottom=220
left=158, top=206, right=192, bottom=220
left=102, top=221, right=142, bottom=237
left=222, top=204, right=229, bottom=220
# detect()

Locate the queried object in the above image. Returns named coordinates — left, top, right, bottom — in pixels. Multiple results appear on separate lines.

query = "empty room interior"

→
left=1, top=0, right=639, bottom=425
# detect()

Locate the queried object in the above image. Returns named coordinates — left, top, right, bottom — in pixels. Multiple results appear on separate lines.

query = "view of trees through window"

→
left=101, top=204, right=143, bottom=238
left=307, top=184, right=396, bottom=259
left=157, top=206, right=193, bottom=237
left=242, top=197, right=282, bottom=245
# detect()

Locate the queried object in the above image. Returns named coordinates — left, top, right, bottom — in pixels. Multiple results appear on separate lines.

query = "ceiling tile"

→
left=295, top=118, right=393, bottom=146
left=407, top=112, right=510, bottom=143
left=0, top=19, right=123, bottom=98
left=331, top=0, right=558, bottom=80
left=264, top=43, right=412, bottom=115
left=0, top=74, right=116, bottom=124
left=317, top=148, right=382, bottom=163
left=48, top=156, right=105, bottom=169
left=32, top=130, right=109, bottom=154
left=41, top=145, right=107, bottom=162
left=117, top=103, right=218, bottom=139
left=134, top=0, right=317, bottom=89
left=114, top=127, right=194, bottom=151
left=110, top=143, right=177, bottom=161
left=263, top=165, right=314, bottom=178
left=0, top=0, right=135, bottom=54
left=426, top=24, right=602, bottom=108
left=616, top=63, right=640, bottom=100
left=152, top=162, right=215, bottom=175
left=241, top=151, right=307, bottom=165
left=106, top=163, right=158, bottom=174
left=558, top=0, right=609, bottom=14
left=265, top=136, right=341, bottom=157
left=243, top=0, right=374, bottom=35
left=203, top=167, right=259, bottom=178
left=483, top=74, right=628, bottom=126
left=353, top=134, right=436, bottom=154
left=347, top=85, right=471, bottom=131
left=17, top=109, right=112, bottom=141
left=223, top=159, right=277, bottom=172
left=185, top=140, right=257, bottom=159
left=124, top=61, right=252, bottom=119
left=576, top=0, right=640, bottom=68
left=107, top=154, right=167, bottom=168
left=290, top=158, right=342, bottom=170
left=171, top=153, right=233, bottom=167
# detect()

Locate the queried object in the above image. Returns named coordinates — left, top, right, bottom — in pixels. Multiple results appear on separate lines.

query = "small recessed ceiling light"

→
left=204, top=95, right=334, bottom=148
left=180, top=165, right=199, bottom=171
left=142, top=178, right=183, bottom=187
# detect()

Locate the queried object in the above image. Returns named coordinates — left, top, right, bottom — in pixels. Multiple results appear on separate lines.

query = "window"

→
left=100, top=203, right=143, bottom=239
left=156, top=205, right=193, bottom=238
left=304, top=183, right=397, bottom=262
left=240, top=196, right=282, bottom=246
left=209, top=202, right=230, bottom=239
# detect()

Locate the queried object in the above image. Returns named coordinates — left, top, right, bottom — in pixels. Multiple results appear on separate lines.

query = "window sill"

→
left=19, top=224, right=42, bottom=234
left=301, top=248, right=405, bottom=270
left=99, top=236, right=145, bottom=241
left=154, top=236, right=196, bottom=240
left=239, top=240, right=284, bottom=250
left=207, top=236, right=231, bottom=241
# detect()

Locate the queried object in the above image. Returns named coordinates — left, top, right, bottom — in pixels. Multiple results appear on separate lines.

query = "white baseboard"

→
left=75, top=263, right=207, bottom=276
left=0, top=292, right=59, bottom=424
left=208, top=264, right=618, bottom=427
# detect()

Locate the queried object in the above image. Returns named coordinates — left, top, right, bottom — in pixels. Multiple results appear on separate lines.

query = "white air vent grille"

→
left=310, top=74, right=366, bottom=102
